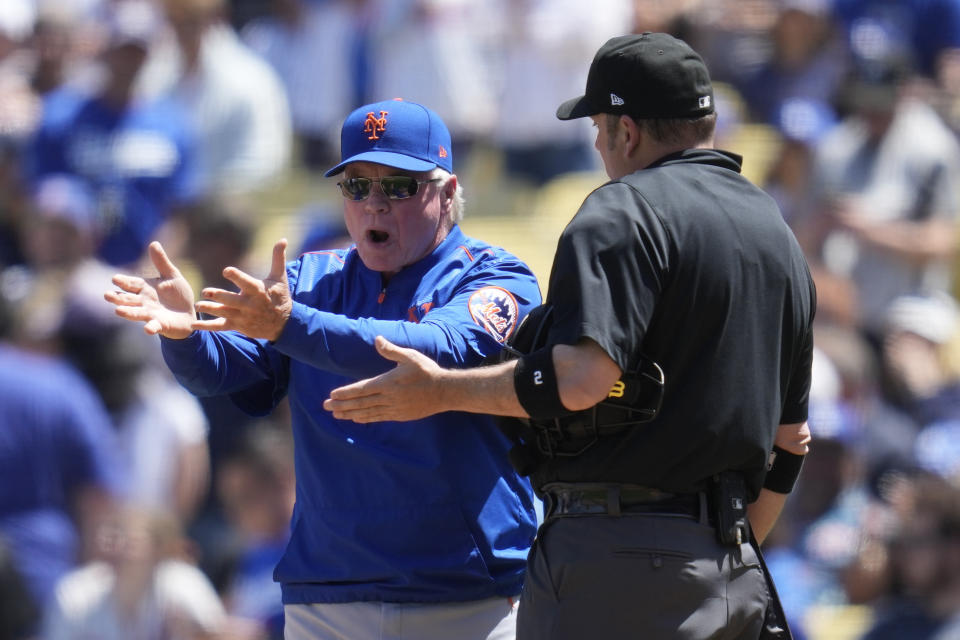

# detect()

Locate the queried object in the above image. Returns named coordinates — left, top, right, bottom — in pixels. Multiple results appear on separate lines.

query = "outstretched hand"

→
left=324, top=336, right=448, bottom=423
left=193, top=238, right=293, bottom=341
left=105, top=241, right=198, bottom=339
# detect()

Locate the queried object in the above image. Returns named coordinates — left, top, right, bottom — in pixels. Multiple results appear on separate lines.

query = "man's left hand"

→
left=193, top=239, right=293, bottom=341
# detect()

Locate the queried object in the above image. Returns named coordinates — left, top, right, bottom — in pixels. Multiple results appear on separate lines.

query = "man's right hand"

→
left=104, top=241, right=197, bottom=339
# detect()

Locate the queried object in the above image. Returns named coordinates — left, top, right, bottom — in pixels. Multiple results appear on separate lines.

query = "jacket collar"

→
left=646, top=148, right=743, bottom=174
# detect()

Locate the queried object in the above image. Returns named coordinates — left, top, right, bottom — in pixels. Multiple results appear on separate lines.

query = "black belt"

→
left=541, top=482, right=704, bottom=520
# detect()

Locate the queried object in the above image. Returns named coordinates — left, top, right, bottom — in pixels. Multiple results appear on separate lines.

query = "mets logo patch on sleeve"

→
left=468, top=286, right=519, bottom=344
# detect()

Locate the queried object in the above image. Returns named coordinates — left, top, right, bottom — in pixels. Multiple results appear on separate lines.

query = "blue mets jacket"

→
left=160, top=225, right=540, bottom=604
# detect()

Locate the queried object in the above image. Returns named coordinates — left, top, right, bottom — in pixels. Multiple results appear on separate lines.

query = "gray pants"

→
left=284, top=596, right=518, bottom=640
left=517, top=513, right=769, bottom=640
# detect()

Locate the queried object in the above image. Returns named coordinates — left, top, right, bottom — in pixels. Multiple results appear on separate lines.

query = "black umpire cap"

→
left=556, top=32, right=715, bottom=121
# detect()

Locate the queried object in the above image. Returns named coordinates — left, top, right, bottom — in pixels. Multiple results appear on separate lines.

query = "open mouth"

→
left=368, top=229, right=390, bottom=243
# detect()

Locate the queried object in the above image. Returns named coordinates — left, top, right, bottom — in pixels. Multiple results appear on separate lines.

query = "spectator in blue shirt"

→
left=25, top=0, right=200, bottom=267
left=0, top=282, right=121, bottom=621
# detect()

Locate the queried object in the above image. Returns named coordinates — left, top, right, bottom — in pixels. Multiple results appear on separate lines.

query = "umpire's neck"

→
left=602, top=112, right=715, bottom=180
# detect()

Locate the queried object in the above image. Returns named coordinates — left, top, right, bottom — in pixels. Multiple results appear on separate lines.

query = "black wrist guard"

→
left=763, top=445, right=805, bottom=494
left=514, top=346, right=569, bottom=420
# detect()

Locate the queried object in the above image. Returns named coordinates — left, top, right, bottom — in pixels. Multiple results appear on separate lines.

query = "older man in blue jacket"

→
left=105, top=99, right=540, bottom=640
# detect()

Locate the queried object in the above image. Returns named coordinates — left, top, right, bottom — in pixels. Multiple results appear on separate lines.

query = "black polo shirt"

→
left=535, top=149, right=816, bottom=501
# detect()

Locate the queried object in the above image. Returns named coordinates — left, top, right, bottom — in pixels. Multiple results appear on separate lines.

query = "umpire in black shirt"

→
left=326, top=32, right=817, bottom=640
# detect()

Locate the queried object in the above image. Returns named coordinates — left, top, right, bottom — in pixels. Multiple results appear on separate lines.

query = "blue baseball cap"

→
left=324, top=99, right=453, bottom=177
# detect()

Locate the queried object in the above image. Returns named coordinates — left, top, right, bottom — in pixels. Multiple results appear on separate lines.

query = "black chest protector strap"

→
left=489, top=304, right=665, bottom=475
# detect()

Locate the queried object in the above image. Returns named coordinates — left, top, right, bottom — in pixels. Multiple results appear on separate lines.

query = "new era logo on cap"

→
left=698, top=96, right=711, bottom=109
left=610, top=93, right=625, bottom=106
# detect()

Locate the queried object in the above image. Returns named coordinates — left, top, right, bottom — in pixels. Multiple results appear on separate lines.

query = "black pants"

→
left=517, top=513, right=769, bottom=640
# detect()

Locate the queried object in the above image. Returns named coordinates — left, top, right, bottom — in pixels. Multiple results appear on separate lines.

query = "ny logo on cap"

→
left=610, top=93, right=625, bottom=106
left=364, top=111, right=388, bottom=140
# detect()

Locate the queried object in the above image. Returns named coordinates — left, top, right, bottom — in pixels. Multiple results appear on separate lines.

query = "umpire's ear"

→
left=619, top=115, right=643, bottom=159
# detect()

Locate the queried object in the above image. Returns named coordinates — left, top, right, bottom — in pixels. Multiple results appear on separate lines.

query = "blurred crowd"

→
left=2, top=0, right=960, bottom=639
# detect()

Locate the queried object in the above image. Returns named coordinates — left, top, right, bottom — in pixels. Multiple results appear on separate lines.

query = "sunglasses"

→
left=337, top=176, right=442, bottom=201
